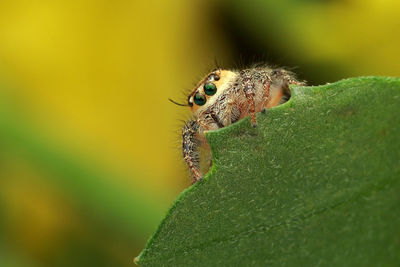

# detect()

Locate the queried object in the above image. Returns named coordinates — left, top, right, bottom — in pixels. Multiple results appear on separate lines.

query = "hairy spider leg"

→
left=182, top=120, right=202, bottom=184
left=259, top=69, right=272, bottom=112
left=240, top=69, right=258, bottom=127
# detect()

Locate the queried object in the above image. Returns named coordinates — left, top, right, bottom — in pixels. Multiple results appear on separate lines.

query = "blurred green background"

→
left=0, top=0, right=399, bottom=266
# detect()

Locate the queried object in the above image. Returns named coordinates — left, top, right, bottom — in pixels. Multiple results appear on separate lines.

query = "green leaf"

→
left=136, top=77, right=400, bottom=266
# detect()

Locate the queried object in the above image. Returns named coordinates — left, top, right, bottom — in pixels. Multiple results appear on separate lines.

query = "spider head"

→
left=188, top=69, right=237, bottom=113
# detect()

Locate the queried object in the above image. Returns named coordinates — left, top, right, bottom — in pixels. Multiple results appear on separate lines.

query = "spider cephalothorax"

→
left=180, top=67, right=304, bottom=184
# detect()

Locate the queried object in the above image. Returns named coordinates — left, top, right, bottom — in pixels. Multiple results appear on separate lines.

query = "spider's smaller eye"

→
left=204, top=83, right=217, bottom=96
left=209, top=74, right=220, bottom=81
left=194, top=93, right=206, bottom=106
left=187, top=95, right=193, bottom=107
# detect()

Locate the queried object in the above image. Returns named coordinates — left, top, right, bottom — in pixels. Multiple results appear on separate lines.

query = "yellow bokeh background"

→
left=0, top=0, right=228, bottom=191
left=0, top=0, right=399, bottom=266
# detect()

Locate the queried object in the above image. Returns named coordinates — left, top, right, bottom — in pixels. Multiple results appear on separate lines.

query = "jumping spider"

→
left=172, top=67, right=304, bottom=184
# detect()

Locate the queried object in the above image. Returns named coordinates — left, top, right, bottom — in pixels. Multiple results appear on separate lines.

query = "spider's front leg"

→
left=182, top=119, right=202, bottom=184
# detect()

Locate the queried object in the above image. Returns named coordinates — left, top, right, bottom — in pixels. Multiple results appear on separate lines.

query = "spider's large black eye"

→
left=194, top=93, right=206, bottom=106
left=204, top=83, right=217, bottom=96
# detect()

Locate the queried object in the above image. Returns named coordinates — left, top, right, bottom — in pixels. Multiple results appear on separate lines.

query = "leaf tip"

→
left=133, top=255, right=141, bottom=266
